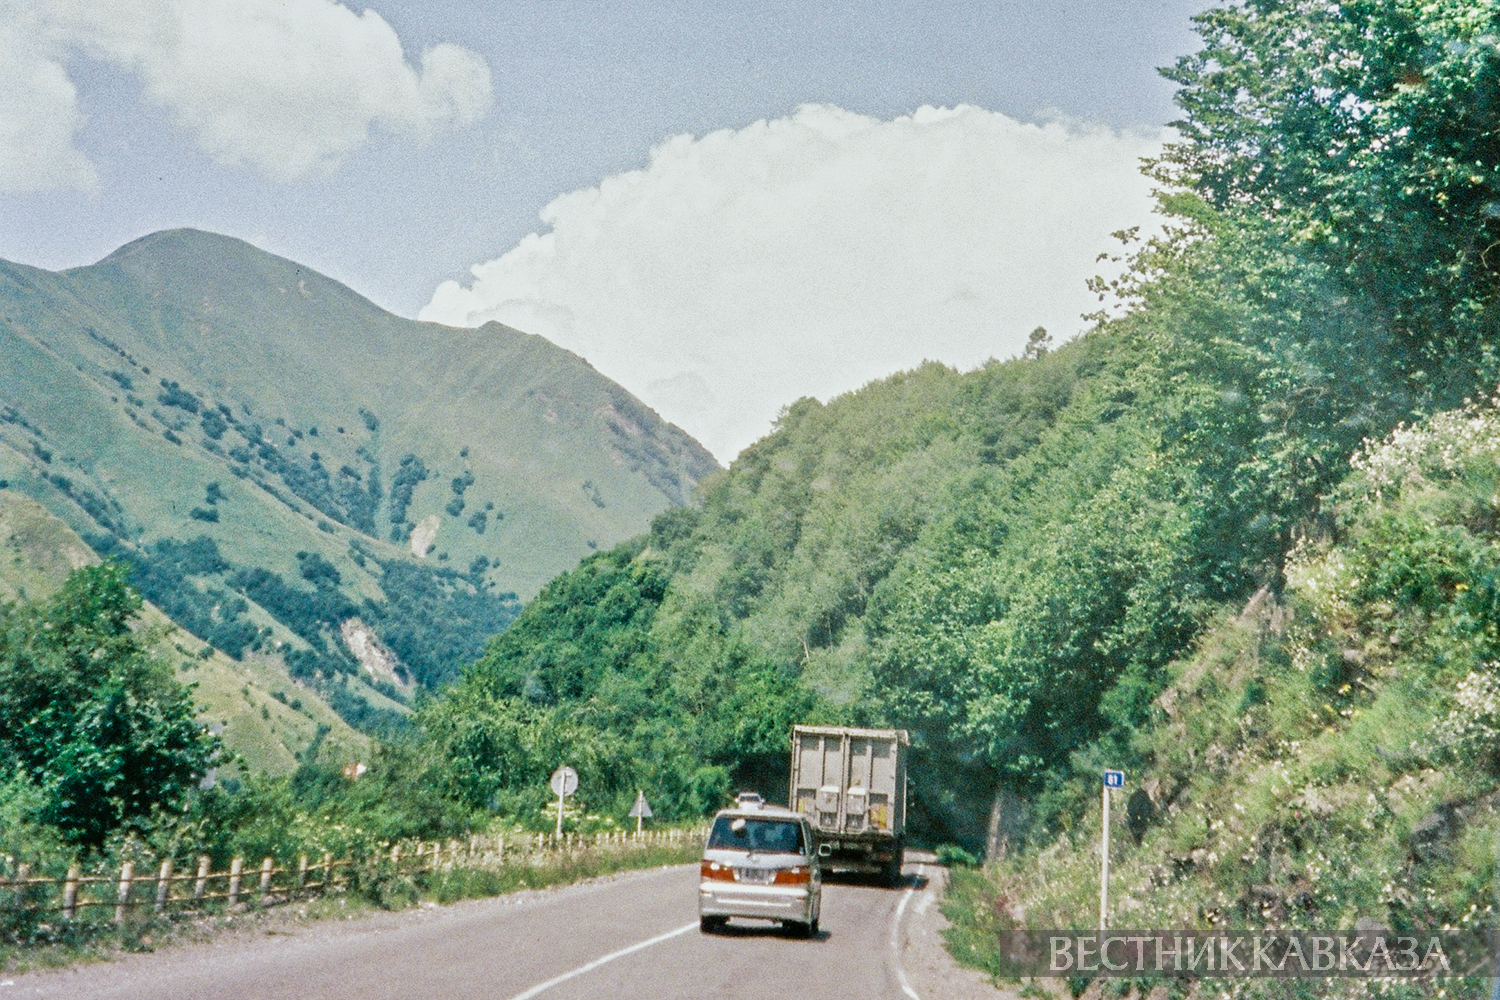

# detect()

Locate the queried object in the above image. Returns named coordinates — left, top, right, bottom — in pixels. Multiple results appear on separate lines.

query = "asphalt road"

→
left=3, top=858, right=995, bottom=1000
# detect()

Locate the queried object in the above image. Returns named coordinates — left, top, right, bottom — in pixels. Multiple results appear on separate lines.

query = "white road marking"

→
left=890, top=866, right=923, bottom=1000
left=505, top=920, right=698, bottom=1000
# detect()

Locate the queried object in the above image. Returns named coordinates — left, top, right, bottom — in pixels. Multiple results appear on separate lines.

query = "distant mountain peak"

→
left=90, top=227, right=267, bottom=269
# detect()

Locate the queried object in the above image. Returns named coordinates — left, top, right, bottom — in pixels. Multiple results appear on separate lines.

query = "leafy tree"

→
left=1022, top=325, right=1052, bottom=360
left=0, top=564, right=219, bottom=847
left=1158, top=0, right=1500, bottom=395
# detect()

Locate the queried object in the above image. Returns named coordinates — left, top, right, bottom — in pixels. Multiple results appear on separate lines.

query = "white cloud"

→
left=0, top=21, right=95, bottom=194
left=423, top=104, right=1164, bottom=461
left=0, top=0, right=492, bottom=189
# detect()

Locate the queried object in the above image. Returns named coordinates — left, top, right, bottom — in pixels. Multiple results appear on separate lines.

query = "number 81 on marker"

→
left=1102, top=769, right=1124, bottom=788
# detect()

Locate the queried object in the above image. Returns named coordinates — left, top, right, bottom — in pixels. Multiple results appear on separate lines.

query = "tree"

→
left=0, top=564, right=219, bottom=847
left=1156, top=0, right=1500, bottom=397
left=1022, top=326, right=1052, bottom=360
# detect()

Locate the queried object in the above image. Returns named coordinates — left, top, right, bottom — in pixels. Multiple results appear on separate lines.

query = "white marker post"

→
left=1101, top=769, right=1123, bottom=931
left=550, top=765, right=579, bottom=838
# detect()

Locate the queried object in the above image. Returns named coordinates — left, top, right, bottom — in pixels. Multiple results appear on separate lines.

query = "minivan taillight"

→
left=773, top=866, right=812, bottom=885
left=701, top=860, right=735, bottom=882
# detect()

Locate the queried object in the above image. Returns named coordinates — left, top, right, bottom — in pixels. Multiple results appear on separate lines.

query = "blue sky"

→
left=0, top=0, right=1207, bottom=458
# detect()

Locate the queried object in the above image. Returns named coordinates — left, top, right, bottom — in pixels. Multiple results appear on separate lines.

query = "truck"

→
left=788, top=725, right=908, bottom=885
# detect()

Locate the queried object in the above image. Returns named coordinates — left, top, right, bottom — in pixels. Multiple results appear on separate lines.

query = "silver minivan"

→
left=698, top=804, right=822, bottom=937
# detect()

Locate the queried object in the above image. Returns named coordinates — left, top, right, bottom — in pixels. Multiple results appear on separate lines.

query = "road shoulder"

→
left=901, top=863, right=1015, bottom=1000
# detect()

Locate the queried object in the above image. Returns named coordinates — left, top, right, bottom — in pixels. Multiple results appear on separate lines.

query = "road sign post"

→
left=550, top=766, right=579, bottom=838
left=1101, top=769, right=1123, bottom=930
left=628, top=789, right=653, bottom=835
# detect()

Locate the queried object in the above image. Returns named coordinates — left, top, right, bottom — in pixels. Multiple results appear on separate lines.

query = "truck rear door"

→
left=793, top=730, right=847, bottom=834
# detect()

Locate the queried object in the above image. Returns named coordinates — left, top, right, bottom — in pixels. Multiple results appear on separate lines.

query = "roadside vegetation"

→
left=944, top=402, right=1500, bottom=998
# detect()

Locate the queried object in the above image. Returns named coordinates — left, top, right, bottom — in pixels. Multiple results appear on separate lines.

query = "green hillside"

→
left=0, top=229, right=717, bottom=730
left=0, top=490, right=363, bottom=775
left=943, top=402, right=1500, bottom=990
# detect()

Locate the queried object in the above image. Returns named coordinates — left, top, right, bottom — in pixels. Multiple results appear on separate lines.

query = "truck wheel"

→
left=700, top=916, right=726, bottom=934
left=883, top=855, right=903, bottom=888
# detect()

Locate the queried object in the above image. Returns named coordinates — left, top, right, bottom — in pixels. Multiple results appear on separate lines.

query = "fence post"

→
left=258, top=857, right=273, bottom=904
left=321, top=853, right=333, bottom=891
left=115, top=861, right=134, bottom=925
left=498, top=834, right=505, bottom=864
left=432, top=841, right=442, bottom=872
left=155, top=857, right=173, bottom=913
left=297, top=855, right=308, bottom=896
left=390, top=843, right=401, bottom=869
left=63, top=865, right=79, bottom=921
left=193, top=856, right=210, bottom=903
left=228, top=857, right=243, bottom=907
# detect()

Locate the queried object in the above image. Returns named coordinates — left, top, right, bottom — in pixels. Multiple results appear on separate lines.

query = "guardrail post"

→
left=155, top=857, right=173, bottom=913
left=258, top=857, right=273, bottom=904
left=228, top=857, right=243, bottom=907
left=115, top=861, right=134, bottom=925
left=193, top=856, right=210, bottom=903
left=63, top=865, right=79, bottom=921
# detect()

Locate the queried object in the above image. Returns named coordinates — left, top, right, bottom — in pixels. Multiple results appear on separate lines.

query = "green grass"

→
left=409, top=840, right=700, bottom=906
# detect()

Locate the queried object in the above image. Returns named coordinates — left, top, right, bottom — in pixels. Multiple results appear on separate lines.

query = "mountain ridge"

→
left=0, top=227, right=719, bottom=735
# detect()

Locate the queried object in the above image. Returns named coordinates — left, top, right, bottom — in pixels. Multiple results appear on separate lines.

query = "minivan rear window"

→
left=707, top=817, right=805, bottom=854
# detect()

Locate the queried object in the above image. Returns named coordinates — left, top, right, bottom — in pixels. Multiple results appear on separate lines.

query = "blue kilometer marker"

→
left=1099, top=769, right=1125, bottom=930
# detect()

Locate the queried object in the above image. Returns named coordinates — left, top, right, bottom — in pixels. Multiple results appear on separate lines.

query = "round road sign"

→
left=550, top=765, right=579, bottom=797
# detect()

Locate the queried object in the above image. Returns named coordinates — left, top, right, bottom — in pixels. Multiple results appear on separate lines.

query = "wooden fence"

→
left=0, top=828, right=699, bottom=924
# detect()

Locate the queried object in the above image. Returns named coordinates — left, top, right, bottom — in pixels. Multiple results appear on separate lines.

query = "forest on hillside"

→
left=6, top=1, right=1500, bottom=985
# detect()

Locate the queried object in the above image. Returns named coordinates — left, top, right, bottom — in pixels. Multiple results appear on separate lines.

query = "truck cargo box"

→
left=789, top=725, right=908, bottom=882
